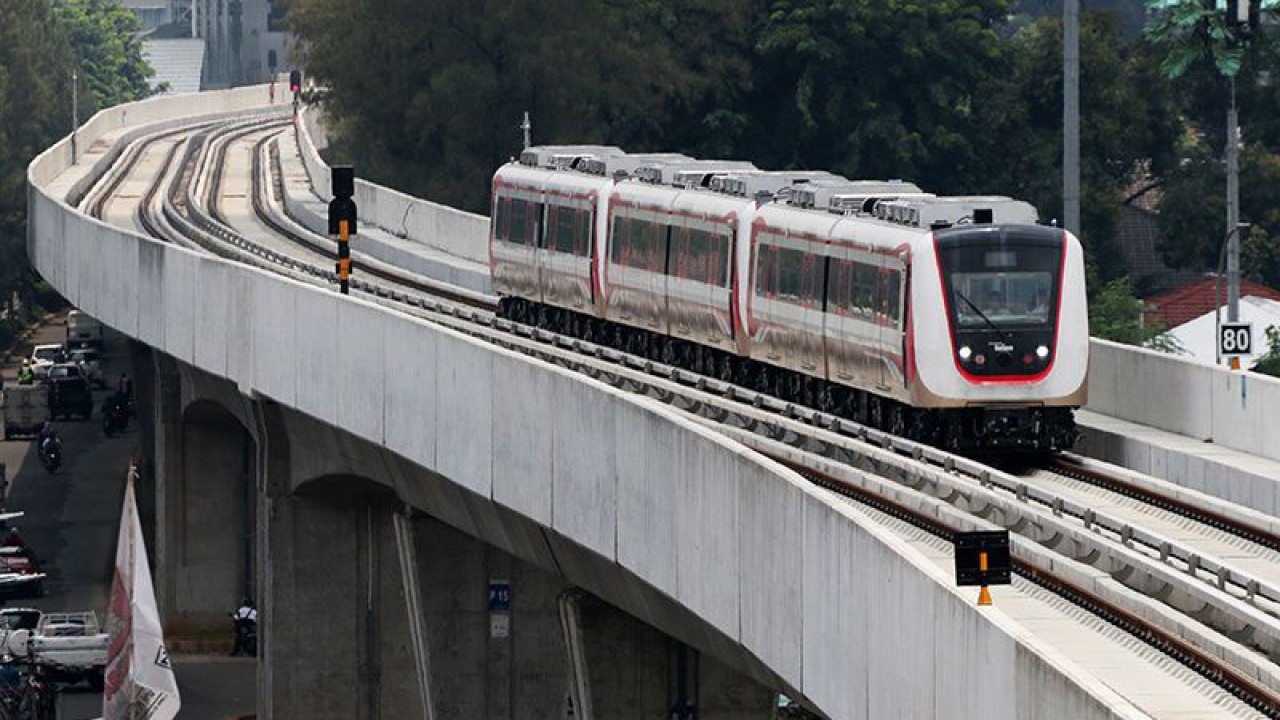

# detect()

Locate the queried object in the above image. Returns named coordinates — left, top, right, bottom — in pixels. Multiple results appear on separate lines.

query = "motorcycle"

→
left=38, top=439, right=61, bottom=474
left=102, top=402, right=128, bottom=437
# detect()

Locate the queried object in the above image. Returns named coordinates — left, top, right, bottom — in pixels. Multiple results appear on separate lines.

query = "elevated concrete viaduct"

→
left=27, top=84, right=1149, bottom=719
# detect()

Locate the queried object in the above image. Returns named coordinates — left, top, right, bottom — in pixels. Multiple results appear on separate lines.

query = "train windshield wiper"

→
left=955, top=291, right=1012, bottom=341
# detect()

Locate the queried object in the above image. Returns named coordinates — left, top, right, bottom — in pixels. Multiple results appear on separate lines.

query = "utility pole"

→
left=1226, top=76, right=1241, bottom=322
left=71, top=68, right=79, bottom=164
left=1063, top=0, right=1080, bottom=238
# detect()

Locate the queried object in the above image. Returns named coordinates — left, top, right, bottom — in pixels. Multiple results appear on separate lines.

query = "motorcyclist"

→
left=38, top=422, right=59, bottom=449
left=38, top=422, right=61, bottom=466
left=230, top=598, right=257, bottom=657
left=116, top=373, right=134, bottom=415
left=16, top=361, right=33, bottom=385
left=102, top=391, right=129, bottom=430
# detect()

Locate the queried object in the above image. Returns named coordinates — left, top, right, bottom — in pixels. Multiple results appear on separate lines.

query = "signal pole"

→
left=1063, top=0, right=1080, bottom=238
left=329, top=166, right=357, bottom=295
left=71, top=68, right=79, bottom=164
left=1227, top=77, right=1241, bottom=322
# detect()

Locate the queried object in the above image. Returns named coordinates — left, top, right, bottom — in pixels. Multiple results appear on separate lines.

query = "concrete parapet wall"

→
left=295, top=108, right=489, bottom=264
left=30, top=89, right=1145, bottom=719
left=1086, top=339, right=1280, bottom=463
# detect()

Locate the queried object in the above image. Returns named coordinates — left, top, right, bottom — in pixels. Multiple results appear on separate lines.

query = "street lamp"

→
left=1215, top=221, right=1252, bottom=367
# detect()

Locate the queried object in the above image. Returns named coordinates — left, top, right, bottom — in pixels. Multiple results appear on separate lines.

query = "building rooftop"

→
left=1142, top=276, right=1280, bottom=330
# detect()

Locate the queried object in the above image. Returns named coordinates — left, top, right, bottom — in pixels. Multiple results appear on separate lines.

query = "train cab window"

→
left=935, top=225, right=1063, bottom=331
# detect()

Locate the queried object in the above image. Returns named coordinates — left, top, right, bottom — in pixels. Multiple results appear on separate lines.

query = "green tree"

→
left=1088, top=275, right=1181, bottom=351
left=50, top=0, right=155, bottom=115
left=744, top=0, right=1010, bottom=189
left=0, top=0, right=154, bottom=327
left=968, top=11, right=1180, bottom=277
left=1253, top=325, right=1280, bottom=377
left=0, top=0, right=77, bottom=316
left=291, top=0, right=761, bottom=212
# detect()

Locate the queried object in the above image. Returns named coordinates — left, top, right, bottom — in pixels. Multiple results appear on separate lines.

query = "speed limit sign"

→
left=1219, top=322, right=1253, bottom=357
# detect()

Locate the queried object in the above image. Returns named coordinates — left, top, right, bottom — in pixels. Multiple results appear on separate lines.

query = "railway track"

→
left=79, top=113, right=1280, bottom=718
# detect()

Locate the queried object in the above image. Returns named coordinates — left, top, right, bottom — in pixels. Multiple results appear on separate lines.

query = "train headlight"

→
left=958, top=346, right=972, bottom=361
left=1035, top=345, right=1050, bottom=360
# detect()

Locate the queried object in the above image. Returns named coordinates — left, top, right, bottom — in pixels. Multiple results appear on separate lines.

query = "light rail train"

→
left=489, top=146, right=1088, bottom=452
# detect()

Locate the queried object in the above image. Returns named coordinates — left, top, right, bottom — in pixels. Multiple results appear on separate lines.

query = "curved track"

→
left=74, top=112, right=1280, bottom=719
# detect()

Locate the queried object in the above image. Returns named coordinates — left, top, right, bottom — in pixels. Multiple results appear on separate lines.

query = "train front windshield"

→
left=935, top=225, right=1064, bottom=376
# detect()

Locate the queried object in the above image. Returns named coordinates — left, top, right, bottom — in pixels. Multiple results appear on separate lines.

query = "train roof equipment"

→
left=585, top=153, right=696, bottom=178
left=630, top=159, right=758, bottom=188
left=517, top=145, right=625, bottom=169
left=787, top=179, right=926, bottom=214
left=872, top=195, right=1038, bottom=229
left=706, top=170, right=846, bottom=199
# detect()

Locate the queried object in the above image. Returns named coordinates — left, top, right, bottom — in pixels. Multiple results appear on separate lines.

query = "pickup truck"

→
left=0, top=383, right=51, bottom=440
left=0, top=609, right=107, bottom=690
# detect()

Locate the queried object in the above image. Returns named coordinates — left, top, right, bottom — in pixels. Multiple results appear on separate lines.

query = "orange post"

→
left=977, top=551, right=992, bottom=606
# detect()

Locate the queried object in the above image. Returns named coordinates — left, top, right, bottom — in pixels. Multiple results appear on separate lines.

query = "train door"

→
left=796, top=247, right=825, bottom=374
left=875, top=261, right=905, bottom=390
left=535, top=202, right=552, bottom=305
left=824, top=253, right=857, bottom=386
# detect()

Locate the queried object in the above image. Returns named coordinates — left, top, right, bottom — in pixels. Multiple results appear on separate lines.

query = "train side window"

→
left=576, top=209, right=592, bottom=257
left=800, top=252, right=820, bottom=308
left=551, top=205, right=579, bottom=255
left=755, top=243, right=777, bottom=298
left=610, top=215, right=630, bottom=264
left=853, top=263, right=876, bottom=316
left=509, top=199, right=529, bottom=246
left=828, top=260, right=853, bottom=315
left=885, top=270, right=902, bottom=326
left=494, top=196, right=510, bottom=242
left=713, top=231, right=730, bottom=287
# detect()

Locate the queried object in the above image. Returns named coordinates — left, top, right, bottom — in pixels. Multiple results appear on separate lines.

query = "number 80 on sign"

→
left=1220, top=322, right=1252, bottom=357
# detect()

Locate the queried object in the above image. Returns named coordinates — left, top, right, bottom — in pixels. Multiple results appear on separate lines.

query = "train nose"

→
left=996, top=352, right=1013, bottom=369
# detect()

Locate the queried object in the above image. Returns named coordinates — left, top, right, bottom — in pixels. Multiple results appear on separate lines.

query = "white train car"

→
left=489, top=146, right=1088, bottom=452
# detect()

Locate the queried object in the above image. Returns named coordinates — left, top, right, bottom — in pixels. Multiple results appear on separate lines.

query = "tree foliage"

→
left=1088, top=275, right=1180, bottom=351
left=287, top=0, right=1273, bottom=351
left=1253, top=325, right=1280, bottom=377
left=0, top=0, right=154, bottom=324
left=50, top=0, right=155, bottom=114
left=291, top=0, right=762, bottom=211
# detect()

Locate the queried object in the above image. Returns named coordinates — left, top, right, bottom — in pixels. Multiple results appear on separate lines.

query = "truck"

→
left=65, top=310, right=103, bottom=350
left=0, top=383, right=51, bottom=440
left=0, top=609, right=107, bottom=690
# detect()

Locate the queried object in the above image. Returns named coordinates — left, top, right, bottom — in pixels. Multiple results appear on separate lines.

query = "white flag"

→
left=103, top=470, right=181, bottom=720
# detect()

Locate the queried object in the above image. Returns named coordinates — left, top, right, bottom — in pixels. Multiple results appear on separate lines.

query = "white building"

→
left=1159, top=295, right=1280, bottom=368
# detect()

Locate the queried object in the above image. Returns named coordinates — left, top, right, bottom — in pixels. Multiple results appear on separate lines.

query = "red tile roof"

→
left=1142, top=276, right=1280, bottom=329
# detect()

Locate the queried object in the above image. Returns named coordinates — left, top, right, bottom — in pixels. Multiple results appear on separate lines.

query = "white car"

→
left=29, top=344, right=64, bottom=379
left=68, top=348, right=104, bottom=388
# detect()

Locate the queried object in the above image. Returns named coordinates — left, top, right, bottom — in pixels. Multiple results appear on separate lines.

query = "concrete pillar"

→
left=577, top=596, right=774, bottom=719
left=173, top=401, right=255, bottom=629
left=152, top=353, right=184, bottom=628
left=152, top=355, right=257, bottom=634
left=259, top=479, right=423, bottom=720
left=410, top=514, right=568, bottom=719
